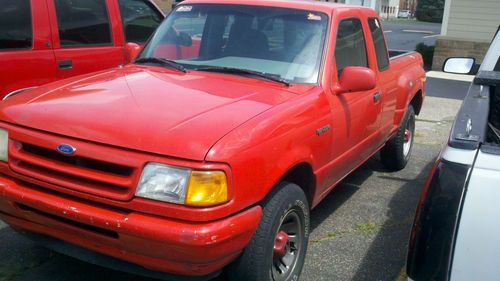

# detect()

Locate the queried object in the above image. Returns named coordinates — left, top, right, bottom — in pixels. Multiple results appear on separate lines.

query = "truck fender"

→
left=394, top=72, right=423, bottom=126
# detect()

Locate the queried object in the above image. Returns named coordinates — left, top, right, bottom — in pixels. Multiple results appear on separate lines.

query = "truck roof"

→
left=182, top=0, right=376, bottom=14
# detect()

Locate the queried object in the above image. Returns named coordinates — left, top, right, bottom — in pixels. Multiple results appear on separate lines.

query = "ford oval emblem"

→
left=57, top=144, right=76, bottom=155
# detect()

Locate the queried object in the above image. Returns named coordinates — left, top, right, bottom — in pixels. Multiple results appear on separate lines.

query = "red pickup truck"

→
left=0, top=0, right=164, bottom=99
left=0, top=1, right=425, bottom=280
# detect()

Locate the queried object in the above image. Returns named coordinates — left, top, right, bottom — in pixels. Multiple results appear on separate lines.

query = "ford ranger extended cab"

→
left=0, top=1, right=425, bottom=280
left=0, top=0, right=164, bottom=99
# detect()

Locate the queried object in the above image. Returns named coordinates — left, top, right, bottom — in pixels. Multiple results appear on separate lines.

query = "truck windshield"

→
left=139, top=4, right=329, bottom=84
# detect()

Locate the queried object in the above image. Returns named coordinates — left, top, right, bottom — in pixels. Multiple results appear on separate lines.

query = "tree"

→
left=416, top=0, right=445, bottom=23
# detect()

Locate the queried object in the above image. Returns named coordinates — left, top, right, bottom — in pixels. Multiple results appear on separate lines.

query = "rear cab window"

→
left=334, top=17, right=368, bottom=77
left=368, top=17, right=389, bottom=71
left=0, top=0, right=32, bottom=50
left=118, top=0, right=163, bottom=43
left=53, top=0, right=113, bottom=47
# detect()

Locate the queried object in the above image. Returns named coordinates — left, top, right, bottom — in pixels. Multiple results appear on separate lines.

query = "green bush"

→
left=415, top=43, right=435, bottom=68
left=416, top=0, right=444, bottom=23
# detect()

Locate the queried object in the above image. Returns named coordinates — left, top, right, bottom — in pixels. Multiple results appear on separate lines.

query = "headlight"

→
left=136, top=163, right=228, bottom=207
left=0, top=128, right=8, bottom=162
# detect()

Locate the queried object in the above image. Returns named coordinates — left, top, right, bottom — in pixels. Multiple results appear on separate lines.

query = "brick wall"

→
left=152, top=0, right=173, bottom=12
left=432, top=37, right=490, bottom=70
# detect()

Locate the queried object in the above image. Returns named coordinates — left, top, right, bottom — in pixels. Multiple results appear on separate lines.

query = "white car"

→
left=398, top=10, right=411, bottom=18
left=407, top=28, right=500, bottom=281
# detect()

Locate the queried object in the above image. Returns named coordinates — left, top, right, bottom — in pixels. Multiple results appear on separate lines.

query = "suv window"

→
left=368, top=18, right=389, bottom=71
left=118, top=0, right=163, bottom=43
left=54, top=0, right=112, bottom=47
left=334, top=18, right=368, bottom=77
left=0, top=0, right=32, bottom=50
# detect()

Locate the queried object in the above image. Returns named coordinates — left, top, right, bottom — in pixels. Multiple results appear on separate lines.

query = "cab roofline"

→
left=180, top=0, right=376, bottom=14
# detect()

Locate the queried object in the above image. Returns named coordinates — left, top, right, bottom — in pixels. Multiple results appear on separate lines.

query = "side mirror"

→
left=443, top=57, right=476, bottom=74
left=334, top=66, right=376, bottom=94
left=125, top=42, right=142, bottom=64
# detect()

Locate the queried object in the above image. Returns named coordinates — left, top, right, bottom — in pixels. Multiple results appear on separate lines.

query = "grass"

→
left=355, top=222, right=378, bottom=233
left=327, top=231, right=339, bottom=238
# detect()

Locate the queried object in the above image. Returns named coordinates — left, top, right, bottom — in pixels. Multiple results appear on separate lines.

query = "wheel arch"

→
left=410, top=89, right=424, bottom=115
left=263, top=162, right=316, bottom=208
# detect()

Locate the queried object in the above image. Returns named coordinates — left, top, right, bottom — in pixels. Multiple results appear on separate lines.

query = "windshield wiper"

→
left=134, top=57, right=187, bottom=73
left=193, top=66, right=290, bottom=86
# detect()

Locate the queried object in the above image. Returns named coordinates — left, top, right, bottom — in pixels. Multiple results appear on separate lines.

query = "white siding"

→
left=445, top=0, right=500, bottom=41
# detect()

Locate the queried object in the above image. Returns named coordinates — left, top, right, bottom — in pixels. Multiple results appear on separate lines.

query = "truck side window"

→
left=0, top=0, right=32, bottom=50
left=334, top=18, right=368, bottom=77
left=118, top=0, right=163, bottom=43
left=368, top=18, right=389, bottom=71
left=54, top=0, right=112, bottom=47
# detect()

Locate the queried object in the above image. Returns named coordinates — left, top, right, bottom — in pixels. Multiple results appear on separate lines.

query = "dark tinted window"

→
left=368, top=18, right=389, bottom=71
left=334, top=18, right=368, bottom=77
left=495, top=58, right=500, bottom=71
left=0, top=0, right=32, bottom=50
left=54, top=0, right=112, bottom=47
left=118, top=0, right=163, bottom=43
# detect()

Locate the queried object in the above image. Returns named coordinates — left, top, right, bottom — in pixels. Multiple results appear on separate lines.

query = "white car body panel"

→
left=441, top=145, right=476, bottom=166
left=451, top=150, right=500, bottom=281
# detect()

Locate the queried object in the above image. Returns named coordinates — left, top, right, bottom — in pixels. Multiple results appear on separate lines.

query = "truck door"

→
left=321, top=16, right=384, bottom=192
left=0, top=0, right=56, bottom=98
left=48, top=0, right=124, bottom=79
left=367, top=17, right=397, bottom=147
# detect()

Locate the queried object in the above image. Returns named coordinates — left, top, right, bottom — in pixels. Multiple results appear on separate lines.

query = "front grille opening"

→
left=16, top=203, right=119, bottom=239
left=16, top=161, right=129, bottom=194
left=21, top=143, right=134, bottom=176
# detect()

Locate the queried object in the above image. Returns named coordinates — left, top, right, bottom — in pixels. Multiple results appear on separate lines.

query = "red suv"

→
left=0, top=0, right=164, bottom=99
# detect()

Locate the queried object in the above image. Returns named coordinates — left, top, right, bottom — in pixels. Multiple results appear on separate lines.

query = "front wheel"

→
left=381, top=105, right=416, bottom=171
left=227, top=182, right=310, bottom=281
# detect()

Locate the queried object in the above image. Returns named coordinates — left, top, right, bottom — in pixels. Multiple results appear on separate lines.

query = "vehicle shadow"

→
left=349, top=160, right=435, bottom=281
left=310, top=155, right=386, bottom=231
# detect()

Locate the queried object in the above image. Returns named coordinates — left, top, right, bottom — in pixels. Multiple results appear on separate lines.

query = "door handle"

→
left=58, top=60, right=73, bottom=70
left=373, top=92, right=381, bottom=102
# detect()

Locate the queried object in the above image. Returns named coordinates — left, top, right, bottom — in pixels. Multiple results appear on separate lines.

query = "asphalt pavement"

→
left=0, top=20, right=471, bottom=281
left=382, top=20, right=441, bottom=51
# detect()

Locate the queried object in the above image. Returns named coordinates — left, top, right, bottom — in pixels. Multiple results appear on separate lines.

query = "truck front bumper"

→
left=0, top=174, right=262, bottom=277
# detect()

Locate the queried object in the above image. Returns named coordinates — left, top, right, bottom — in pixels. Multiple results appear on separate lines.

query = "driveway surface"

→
left=382, top=20, right=441, bottom=51
left=0, top=21, right=469, bottom=281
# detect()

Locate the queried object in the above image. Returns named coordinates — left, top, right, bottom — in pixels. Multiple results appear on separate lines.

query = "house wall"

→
left=152, top=0, right=173, bottom=12
left=433, top=0, right=499, bottom=70
left=442, top=0, right=499, bottom=41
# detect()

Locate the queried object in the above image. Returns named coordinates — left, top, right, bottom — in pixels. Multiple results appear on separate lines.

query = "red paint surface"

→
left=0, top=0, right=164, bottom=99
left=0, top=0, right=426, bottom=276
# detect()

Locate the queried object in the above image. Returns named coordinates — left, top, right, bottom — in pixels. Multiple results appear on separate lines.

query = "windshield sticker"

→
left=177, top=6, right=193, bottom=12
left=307, top=13, right=322, bottom=21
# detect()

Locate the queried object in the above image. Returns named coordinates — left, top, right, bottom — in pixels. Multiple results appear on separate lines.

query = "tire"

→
left=381, top=105, right=416, bottom=171
left=227, top=182, right=310, bottom=281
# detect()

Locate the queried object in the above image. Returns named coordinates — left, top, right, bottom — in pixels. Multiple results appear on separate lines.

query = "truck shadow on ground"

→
left=349, top=160, right=434, bottom=281
left=310, top=154, right=390, bottom=232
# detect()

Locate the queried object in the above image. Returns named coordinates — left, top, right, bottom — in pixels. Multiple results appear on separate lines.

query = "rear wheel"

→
left=227, top=182, right=309, bottom=281
left=381, top=105, right=415, bottom=171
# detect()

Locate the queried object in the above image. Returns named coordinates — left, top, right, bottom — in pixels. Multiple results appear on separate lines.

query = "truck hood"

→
left=0, top=66, right=299, bottom=160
